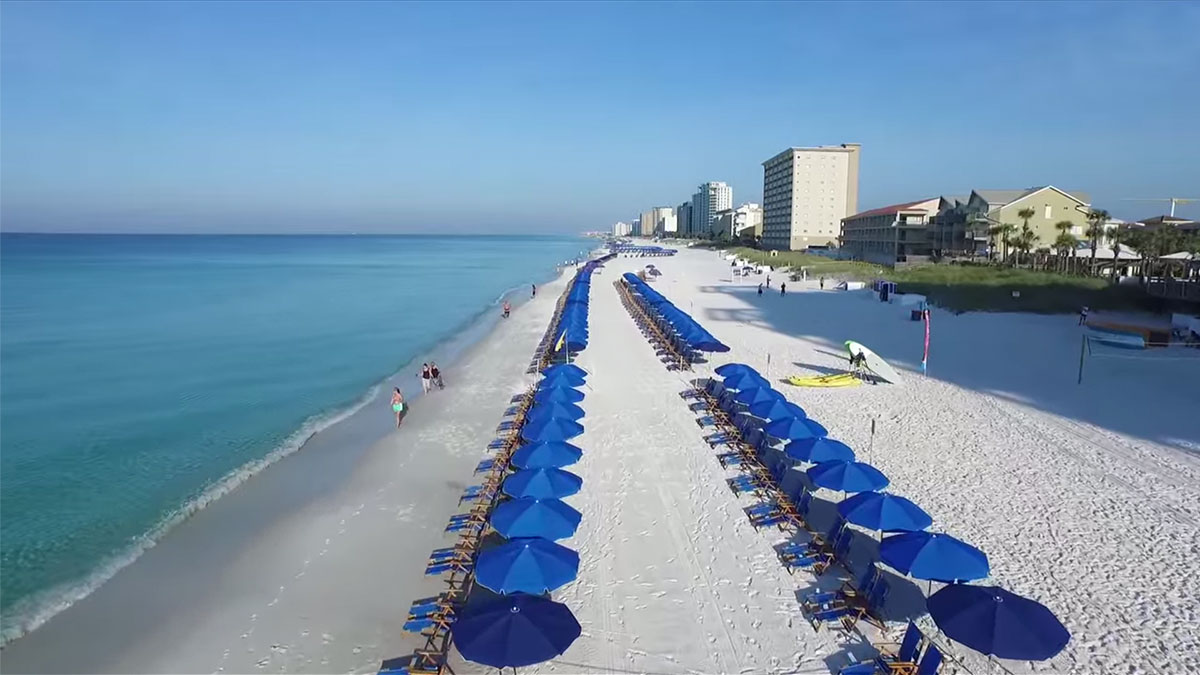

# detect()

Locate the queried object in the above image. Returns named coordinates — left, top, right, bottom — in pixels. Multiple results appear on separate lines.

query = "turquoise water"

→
left=0, top=233, right=586, bottom=642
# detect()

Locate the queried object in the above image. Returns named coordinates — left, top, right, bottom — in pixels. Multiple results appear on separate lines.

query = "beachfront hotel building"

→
left=677, top=201, right=694, bottom=237
left=761, top=144, right=860, bottom=250
left=692, top=182, right=733, bottom=238
left=612, top=221, right=633, bottom=237
left=638, top=207, right=675, bottom=237
left=840, top=198, right=940, bottom=265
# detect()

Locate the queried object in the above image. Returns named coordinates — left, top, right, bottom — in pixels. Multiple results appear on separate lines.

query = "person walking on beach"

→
left=502, top=300, right=511, bottom=318
left=1079, top=305, right=1089, bottom=326
left=430, top=362, right=444, bottom=390
left=531, top=284, right=537, bottom=299
left=419, top=363, right=432, bottom=394
left=819, top=276, right=825, bottom=290
left=757, top=283, right=763, bottom=296
left=766, top=275, right=771, bottom=288
left=391, top=388, right=406, bottom=428
left=780, top=282, right=787, bottom=296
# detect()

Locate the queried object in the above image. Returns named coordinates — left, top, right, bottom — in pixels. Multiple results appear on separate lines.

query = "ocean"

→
left=0, top=232, right=587, bottom=643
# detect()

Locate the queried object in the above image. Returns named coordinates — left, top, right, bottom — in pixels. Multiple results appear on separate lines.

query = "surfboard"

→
left=845, top=340, right=903, bottom=384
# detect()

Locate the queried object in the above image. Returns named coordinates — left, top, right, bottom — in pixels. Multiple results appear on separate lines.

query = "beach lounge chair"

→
left=802, top=566, right=878, bottom=613
left=838, top=622, right=928, bottom=675
left=424, top=556, right=472, bottom=577
left=836, top=575, right=891, bottom=632
left=379, top=647, right=455, bottom=675
left=444, top=517, right=486, bottom=535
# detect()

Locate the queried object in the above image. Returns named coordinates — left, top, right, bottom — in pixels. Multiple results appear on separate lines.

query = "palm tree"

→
left=1053, top=232, right=1079, bottom=272
left=1084, top=208, right=1109, bottom=276
left=1053, top=220, right=1076, bottom=272
left=1012, top=223, right=1039, bottom=266
left=1108, top=226, right=1130, bottom=281
left=998, top=223, right=1017, bottom=264
left=986, top=225, right=1004, bottom=263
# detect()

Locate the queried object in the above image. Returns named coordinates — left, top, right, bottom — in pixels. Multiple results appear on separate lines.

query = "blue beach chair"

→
left=839, top=622, right=929, bottom=674
left=802, top=566, right=878, bottom=613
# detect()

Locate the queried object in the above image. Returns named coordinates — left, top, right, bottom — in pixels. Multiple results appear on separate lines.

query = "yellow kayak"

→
left=787, top=373, right=861, bottom=388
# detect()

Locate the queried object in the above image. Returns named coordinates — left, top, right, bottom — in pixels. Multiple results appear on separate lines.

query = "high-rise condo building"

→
left=692, top=182, right=733, bottom=238
left=761, top=144, right=860, bottom=250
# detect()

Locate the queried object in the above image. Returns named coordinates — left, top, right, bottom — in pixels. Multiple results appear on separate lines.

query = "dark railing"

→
left=1146, top=278, right=1200, bottom=302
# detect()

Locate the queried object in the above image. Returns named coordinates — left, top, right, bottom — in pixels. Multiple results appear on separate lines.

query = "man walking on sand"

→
left=531, top=284, right=537, bottom=299
left=780, top=282, right=787, bottom=296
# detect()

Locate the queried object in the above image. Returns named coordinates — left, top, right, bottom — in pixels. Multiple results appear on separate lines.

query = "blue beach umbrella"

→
left=533, top=387, right=585, bottom=404
left=524, top=401, right=586, bottom=422
left=502, top=467, right=583, bottom=499
left=541, top=363, right=586, bottom=379
left=837, top=491, right=933, bottom=532
left=880, top=531, right=990, bottom=583
left=748, top=399, right=807, bottom=421
left=511, top=442, right=583, bottom=469
left=520, top=417, right=584, bottom=443
left=490, top=497, right=582, bottom=540
left=723, top=372, right=769, bottom=391
left=804, top=418, right=829, bottom=437
left=715, top=363, right=760, bottom=378
left=807, top=460, right=889, bottom=493
left=927, top=585, right=1070, bottom=660
left=785, top=437, right=855, bottom=463
left=475, top=537, right=580, bottom=594
left=733, top=387, right=783, bottom=405
left=454, top=594, right=582, bottom=668
left=538, top=372, right=585, bottom=389
left=763, top=416, right=826, bottom=441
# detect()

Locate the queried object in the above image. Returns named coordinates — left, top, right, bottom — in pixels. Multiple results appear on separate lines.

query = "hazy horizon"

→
left=2, top=1, right=1198, bottom=233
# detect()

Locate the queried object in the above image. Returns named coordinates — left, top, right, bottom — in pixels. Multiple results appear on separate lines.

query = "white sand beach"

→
left=490, top=249, right=1199, bottom=675
left=6, top=248, right=1198, bottom=675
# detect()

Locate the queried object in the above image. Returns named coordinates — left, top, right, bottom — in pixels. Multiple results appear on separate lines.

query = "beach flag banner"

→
left=922, top=309, right=931, bottom=375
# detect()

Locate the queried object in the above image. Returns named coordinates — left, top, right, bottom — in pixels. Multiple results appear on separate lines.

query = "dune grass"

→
left=719, top=246, right=1155, bottom=314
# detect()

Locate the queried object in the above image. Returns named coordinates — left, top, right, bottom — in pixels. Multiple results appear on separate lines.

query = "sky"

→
left=2, top=1, right=1199, bottom=234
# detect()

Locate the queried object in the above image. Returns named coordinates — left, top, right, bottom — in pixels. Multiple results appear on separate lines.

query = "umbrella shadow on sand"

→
left=773, top=481, right=930, bottom=627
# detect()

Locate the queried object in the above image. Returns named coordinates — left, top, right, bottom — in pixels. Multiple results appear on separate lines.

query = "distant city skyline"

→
left=2, top=2, right=1198, bottom=233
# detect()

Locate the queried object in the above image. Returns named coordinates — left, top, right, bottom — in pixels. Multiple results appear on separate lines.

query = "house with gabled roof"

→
left=931, top=186, right=1091, bottom=259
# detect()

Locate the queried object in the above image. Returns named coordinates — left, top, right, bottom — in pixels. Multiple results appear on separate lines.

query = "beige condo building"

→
left=761, top=143, right=860, bottom=250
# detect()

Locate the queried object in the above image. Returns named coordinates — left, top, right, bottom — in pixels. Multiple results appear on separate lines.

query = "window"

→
left=1044, top=204, right=1052, bottom=219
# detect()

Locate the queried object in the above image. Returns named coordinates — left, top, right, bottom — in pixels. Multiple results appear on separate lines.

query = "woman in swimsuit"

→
left=390, top=387, right=406, bottom=428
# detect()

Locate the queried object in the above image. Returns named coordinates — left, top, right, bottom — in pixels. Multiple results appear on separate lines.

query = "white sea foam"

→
left=0, top=384, right=382, bottom=647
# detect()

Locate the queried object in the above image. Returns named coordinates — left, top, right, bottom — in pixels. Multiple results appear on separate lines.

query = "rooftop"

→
left=843, top=197, right=940, bottom=222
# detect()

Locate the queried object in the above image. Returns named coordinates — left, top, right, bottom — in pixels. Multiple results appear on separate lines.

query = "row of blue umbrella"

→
left=714, top=362, right=1069, bottom=661
left=553, top=264, right=597, bottom=353
left=454, top=362, right=590, bottom=668
left=623, top=272, right=729, bottom=353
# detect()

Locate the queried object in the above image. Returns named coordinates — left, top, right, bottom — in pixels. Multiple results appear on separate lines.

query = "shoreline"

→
left=0, top=256, right=583, bottom=661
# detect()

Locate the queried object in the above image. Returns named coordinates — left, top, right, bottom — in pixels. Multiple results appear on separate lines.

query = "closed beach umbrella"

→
left=541, top=363, right=586, bottom=379
left=749, top=399, right=807, bottom=421
left=454, top=594, right=582, bottom=667
left=475, top=537, right=580, bottom=594
left=533, top=387, right=585, bottom=404
left=502, top=467, right=583, bottom=499
left=538, top=372, right=585, bottom=389
left=733, top=387, right=783, bottom=405
left=837, top=491, right=933, bottom=532
left=807, top=460, right=889, bottom=493
left=511, top=442, right=583, bottom=469
left=715, top=363, right=760, bottom=378
left=927, top=585, right=1070, bottom=660
left=764, top=416, right=825, bottom=441
left=786, top=437, right=855, bottom=463
left=723, top=371, right=769, bottom=391
left=880, top=532, right=989, bottom=583
left=525, top=401, right=586, bottom=422
left=520, top=417, right=584, bottom=443
left=490, top=497, right=581, bottom=540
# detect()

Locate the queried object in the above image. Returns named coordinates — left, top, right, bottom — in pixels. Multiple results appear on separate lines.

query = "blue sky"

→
left=2, top=1, right=1198, bottom=233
